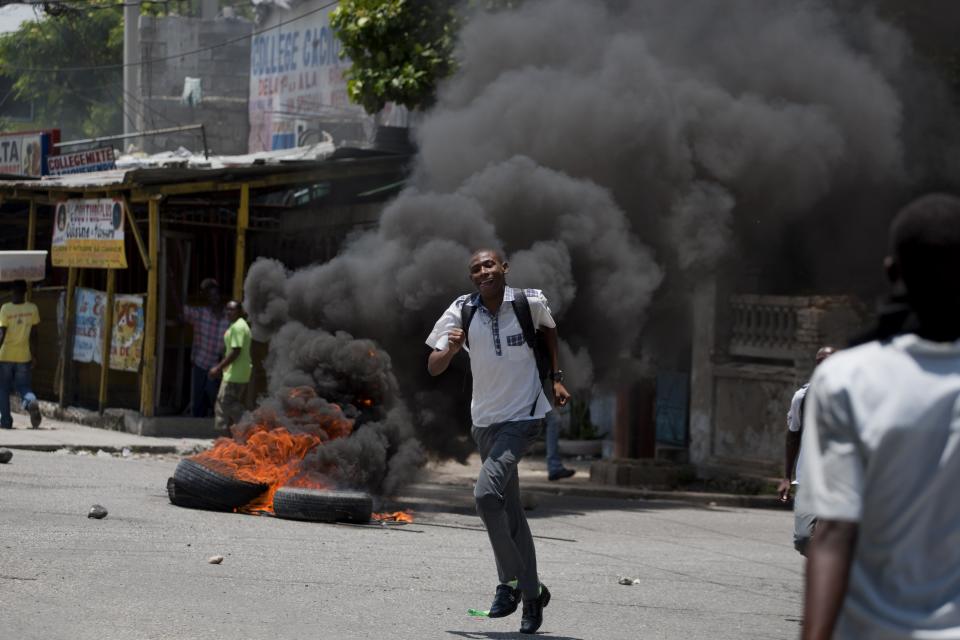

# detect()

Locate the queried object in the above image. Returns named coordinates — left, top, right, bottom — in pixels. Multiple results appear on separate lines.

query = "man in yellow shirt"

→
left=0, top=281, right=42, bottom=429
left=209, top=300, right=251, bottom=437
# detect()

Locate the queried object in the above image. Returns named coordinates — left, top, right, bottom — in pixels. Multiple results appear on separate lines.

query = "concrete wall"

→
left=689, top=284, right=870, bottom=474
left=137, top=15, right=252, bottom=155
left=711, top=364, right=796, bottom=473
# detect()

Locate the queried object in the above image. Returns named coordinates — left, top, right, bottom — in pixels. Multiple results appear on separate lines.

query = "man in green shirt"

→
left=209, top=300, right=251, bottom=437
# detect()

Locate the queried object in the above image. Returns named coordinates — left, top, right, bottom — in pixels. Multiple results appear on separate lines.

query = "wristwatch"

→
left=549, top=370, right=565, bottom=383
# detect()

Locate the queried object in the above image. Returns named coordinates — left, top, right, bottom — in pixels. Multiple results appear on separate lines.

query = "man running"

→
left=426, top=249, right=571, bottom=634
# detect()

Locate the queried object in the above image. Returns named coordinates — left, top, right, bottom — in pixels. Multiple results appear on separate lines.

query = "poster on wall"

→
left=72, top=287, right=103, bottom=364
left=51, top=198, right=127, bottom=269
left=109, top=295, right=144, bottom=372
left=69, top=288, right=144, bottom=371
left=0, top=129, right=58, bottom=176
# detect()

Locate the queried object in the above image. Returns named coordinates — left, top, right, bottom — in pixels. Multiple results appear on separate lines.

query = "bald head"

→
left=470, top=248, right=505, bottom=265
left=225, top=300, right=242, bottom=322
left=888, top=193, right=960, bottom=337
left=815, top=346, right=835, bottom=365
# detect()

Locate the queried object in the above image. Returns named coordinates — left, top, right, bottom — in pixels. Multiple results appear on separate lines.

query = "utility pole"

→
left=123, top=0, right=141, bottom=141
left=201, top=0, right=219, bottom=19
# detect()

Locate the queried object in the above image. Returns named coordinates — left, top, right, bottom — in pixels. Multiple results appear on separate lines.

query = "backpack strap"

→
left=510, top=288, right=537, bottom=350
left=459, top=294, right=479, bottom=349
left=511, top=288, right=548, bottom=417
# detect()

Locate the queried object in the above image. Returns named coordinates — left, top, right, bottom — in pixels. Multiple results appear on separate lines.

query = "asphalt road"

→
left=0, top=450, right=803, bottom=640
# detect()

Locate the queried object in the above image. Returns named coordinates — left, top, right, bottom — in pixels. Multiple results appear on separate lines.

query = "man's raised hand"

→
left=447, top=328, right=465, bottom=353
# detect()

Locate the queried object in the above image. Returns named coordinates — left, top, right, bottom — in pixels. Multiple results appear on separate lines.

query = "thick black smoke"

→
left=245, top=0, right=956, bottom=465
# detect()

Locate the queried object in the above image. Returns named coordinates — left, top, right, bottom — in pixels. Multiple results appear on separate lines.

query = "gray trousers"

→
left=472, top=418, right=543, bottom=600
left=794, top=506, right=817, bottom=556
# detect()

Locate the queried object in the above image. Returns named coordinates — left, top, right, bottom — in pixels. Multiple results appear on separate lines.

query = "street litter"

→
left=618, top=576, right=641, bottom=585
left=467, top=609, right=490, bottom=617
left=208, top=555, right=224, bottom=564
left=87, top=504, right=108, bottom=519
left=0, top=448, right=12, bottom=464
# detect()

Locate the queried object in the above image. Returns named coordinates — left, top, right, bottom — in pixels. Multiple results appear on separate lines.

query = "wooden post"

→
left=98, top=269, right=116, bottom=415
left=140, top=197, right=160, bottom=417
left=58, top=267, right=78, bottom=408
left=233, top=183, right=249, bottom=301
left=121, top=195, right=150, bottom=270
left=26, top=199, right=36, bottom=301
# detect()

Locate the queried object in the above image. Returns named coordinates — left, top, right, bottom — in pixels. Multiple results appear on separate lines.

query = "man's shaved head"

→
left=888, top=193, right=960, bottom=338
left=816, top=346, right=836, bottom=364
left=469, top=248, right=505, bottom=265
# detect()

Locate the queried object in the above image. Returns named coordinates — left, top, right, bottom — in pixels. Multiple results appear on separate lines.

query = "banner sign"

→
left=247, top=2, right=369, bottom=152
left=0, top=130, right=58, bottom=176
left=47, top=146, right=116, bottom=175
left=51, top=198, right=127, bottom=269
left=71, top=287, right=144, bottom=372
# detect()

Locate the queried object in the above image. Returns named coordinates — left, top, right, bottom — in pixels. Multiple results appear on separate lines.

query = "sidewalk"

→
left=0, top=411, right=785, bottom=510
left=0, top=411, right=210, bottom=455
left=427, top=453, right=786, bottom=510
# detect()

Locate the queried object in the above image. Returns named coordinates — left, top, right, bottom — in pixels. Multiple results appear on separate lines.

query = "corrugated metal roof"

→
left=0, top=148, right=409, bottom=192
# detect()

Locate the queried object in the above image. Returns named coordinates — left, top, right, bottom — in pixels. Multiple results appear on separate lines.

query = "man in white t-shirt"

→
left=777, top=346, right=835, bottom=555
left=799, top=193, right=960, bottom=639
left=426, top=249, right=571, bottom=635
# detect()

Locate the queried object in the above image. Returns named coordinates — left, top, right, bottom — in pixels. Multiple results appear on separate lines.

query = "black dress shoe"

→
left=519, top=584, right=551, bottom=634
left=548, top=468, right=576, bottom=481
left=488, top=583, right=521, bottom=618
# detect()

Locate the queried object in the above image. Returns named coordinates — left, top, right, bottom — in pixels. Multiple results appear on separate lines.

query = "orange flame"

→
left=188, top=386, right=356, bottom=514
left=372, top=510, right=414, bottom=523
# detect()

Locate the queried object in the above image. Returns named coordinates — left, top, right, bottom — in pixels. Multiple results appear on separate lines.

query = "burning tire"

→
left=273, top=487, right=373, bottom=524
left=166, top=477, right=234, bottom=512
left=171, top=458, right=268, bottom=511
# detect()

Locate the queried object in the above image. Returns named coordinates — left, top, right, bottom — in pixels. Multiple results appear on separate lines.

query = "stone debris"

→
left=0, top=448, right=12, bottom=464
left=617, top=576, right=641, bottom=586
left=121, top=448, right=132, bottom=458
left=208, top=555, right=224, bottom=564
left=88, top=504, right=108, bottom=519
left=96, top=450, right=112, bottom=459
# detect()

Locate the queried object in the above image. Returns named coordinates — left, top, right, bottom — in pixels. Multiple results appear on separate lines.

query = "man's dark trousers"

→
left=191, top=364, right=219, bottom=418
left=472, top=418, right=542, bottom=601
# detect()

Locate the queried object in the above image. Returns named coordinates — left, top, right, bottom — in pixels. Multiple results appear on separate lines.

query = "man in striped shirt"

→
left=181, top=278, right=230, bottom=418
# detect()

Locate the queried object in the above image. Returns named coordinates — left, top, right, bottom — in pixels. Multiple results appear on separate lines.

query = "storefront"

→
left=0, top=151, right=409, bottom=424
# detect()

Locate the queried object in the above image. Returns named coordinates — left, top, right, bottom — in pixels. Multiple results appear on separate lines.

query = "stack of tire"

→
left=168, top=458, right=372, bottom=523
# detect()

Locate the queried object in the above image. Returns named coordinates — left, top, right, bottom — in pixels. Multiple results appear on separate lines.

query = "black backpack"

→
left=459, top=288, right=552, bottom=383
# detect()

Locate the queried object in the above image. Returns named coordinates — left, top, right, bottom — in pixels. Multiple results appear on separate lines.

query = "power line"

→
left=0, top=0, right=337, bottom=73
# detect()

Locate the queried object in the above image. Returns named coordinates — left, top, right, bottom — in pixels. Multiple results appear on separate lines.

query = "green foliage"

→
left=0, top=0, right=124, bottom=138
left=331, top=0, right=520, bottom=115
left=0, top=1, right=253, bottom=139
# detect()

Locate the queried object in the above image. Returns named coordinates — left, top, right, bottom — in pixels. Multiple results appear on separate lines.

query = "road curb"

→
left=423, top=477, right=788, bottom=511
left=0, top=443, right=181, bottom=455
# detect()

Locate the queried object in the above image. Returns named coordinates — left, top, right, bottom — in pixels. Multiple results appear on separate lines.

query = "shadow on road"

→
left=390, top=482, right=736, bottom=522
left=446, top=631, right=585, bottom=640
